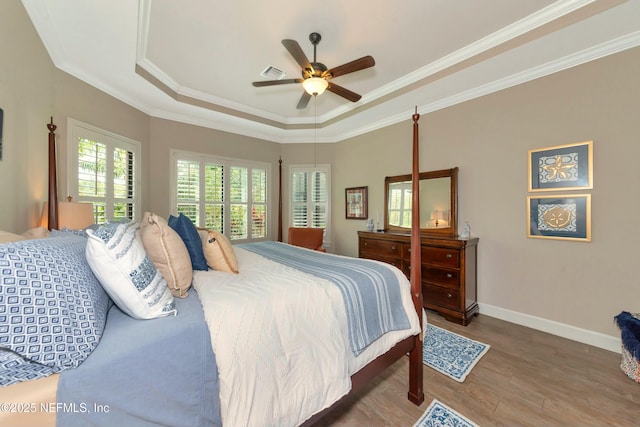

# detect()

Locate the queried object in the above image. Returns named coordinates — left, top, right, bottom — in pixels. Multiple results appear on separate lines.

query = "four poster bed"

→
left=0, top=113, right=425, bottom=426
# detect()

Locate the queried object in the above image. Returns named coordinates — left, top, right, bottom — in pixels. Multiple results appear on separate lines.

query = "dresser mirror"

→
left=384, top=167, right=458, bottom=237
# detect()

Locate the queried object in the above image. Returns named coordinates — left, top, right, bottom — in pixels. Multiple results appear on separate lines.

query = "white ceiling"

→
left=22, top=0, right=640, bottom=143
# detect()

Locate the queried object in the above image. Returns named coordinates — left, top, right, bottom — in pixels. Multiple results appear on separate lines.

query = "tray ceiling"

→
left=22, top=0, right=640, bottom=143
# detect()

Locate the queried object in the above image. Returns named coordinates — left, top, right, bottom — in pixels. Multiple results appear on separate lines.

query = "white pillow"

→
left=85, top=220, right=177, bottom=320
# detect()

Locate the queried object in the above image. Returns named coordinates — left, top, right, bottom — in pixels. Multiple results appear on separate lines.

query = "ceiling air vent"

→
left=260, top=65, right=286, bottom=80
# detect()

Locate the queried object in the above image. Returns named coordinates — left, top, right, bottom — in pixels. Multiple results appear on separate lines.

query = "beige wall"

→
left=4, top=0, right=638, bottom=350
left=52, top=70, right=152, bottom=214
left=0, top=1, right=151, bottom=231
left=0, top=0, right=54, bottom=232
left=332, top=47, right=640, bottom=346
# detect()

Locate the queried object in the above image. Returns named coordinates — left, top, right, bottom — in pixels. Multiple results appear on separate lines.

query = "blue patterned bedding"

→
left=0, top=234, right=110, bottom=386
left=57, top=291, right=220, bottom=427
left=239, top=241, right=410, bottom=355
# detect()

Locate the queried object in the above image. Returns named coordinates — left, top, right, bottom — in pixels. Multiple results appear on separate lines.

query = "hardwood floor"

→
left=314, top=310, right=640, bottom=427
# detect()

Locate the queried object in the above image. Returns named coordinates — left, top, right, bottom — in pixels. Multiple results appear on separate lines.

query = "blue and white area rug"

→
left=413, top=399, right=479, bottom=427
left=423, top=324, right=490, bottom=382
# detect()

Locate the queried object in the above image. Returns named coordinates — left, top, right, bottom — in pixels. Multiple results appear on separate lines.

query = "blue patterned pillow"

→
left=85, top=220, right=177, bottom=320
left=169, top=214, right=208, bottom=271
left=0, top=235, right=110, bottom=382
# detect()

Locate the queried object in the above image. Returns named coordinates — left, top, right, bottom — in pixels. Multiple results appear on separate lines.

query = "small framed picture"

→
left=528, top=141, right=593, bottom=192
left=345, top=186, right=368, bottom=220
left=527, top=194, right=591, bottom=241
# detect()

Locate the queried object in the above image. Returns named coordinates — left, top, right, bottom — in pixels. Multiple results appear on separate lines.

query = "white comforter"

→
left=193, top=247, right=420, bottom=427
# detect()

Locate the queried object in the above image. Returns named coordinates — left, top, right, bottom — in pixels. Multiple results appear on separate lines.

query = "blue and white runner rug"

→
left=423, top=324, right=490, bottom=382
left=413, top=399, right=479, bottom=427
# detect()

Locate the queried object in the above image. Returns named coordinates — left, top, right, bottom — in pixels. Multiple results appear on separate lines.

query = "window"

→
left=290, top=164, right=331, bottom=245
left=172, top=150, right=269, bottom=242
left=68, top=119, right=140, bottom=224
left=388, top=183, right=412, bottom=228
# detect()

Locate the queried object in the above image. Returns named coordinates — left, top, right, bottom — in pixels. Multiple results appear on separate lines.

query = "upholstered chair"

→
left=287, top=227, right=326, bottom=252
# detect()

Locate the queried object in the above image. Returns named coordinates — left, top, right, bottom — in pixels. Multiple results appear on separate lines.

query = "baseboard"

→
left=478, top=303, right=621, bottom=354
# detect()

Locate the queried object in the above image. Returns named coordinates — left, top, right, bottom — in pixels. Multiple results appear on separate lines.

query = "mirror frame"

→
left=384, top=167, right=458, bottom=237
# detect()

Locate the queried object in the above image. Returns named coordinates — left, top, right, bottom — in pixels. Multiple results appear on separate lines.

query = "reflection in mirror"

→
left=387, top=178, right=450, bottom=228
left=384, top=167, right=458, bottom=237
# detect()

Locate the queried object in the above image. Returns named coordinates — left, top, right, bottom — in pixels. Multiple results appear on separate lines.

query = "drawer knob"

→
left=447, top=293, right=453, bottom=299
left=391, top=246, right=396, bottom=250
left=364, top=242, right=368, bottom=246
left=446, top=253, right=453, bottom=259
left=446, top=273, right=453, bottom=278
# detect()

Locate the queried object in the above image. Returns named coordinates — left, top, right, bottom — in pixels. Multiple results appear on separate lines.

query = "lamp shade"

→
left=430, top=210, right=448, bottom=227
left=41, top=201, right=94, bottom=230
left=302, top=77, right=328, bottom=96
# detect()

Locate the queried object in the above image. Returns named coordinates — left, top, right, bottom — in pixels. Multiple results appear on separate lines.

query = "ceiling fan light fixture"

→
left=302, top=77, right=328, bottom=96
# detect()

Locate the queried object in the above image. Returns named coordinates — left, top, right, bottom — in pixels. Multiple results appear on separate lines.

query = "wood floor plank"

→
left=314, top=310, right=640, bottom=426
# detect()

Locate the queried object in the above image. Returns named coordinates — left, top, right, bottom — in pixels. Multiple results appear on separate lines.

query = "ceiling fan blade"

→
left=324, top=56, right=375, bottom=79
left=252, top=78, right=303, bottom=87
left=327, top=82, right=362, bottom=102
left=296, top=92, right=312, bottom=109
left=282, top=39, right=311, bottom=70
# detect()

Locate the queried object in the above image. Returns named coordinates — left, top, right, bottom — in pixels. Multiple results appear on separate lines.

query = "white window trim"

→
left=67, top=118, right=141, bottom=221
left=289, top=163, right=331, bottom=248
left=170, top=149, right=271, bottom=242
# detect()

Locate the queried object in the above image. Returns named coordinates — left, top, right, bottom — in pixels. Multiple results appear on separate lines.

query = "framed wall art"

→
left=345, top=186, right=368, bottom=220
left=527, top=194, right=591, bottom=242
left=528, top=141, right=593, bottom=192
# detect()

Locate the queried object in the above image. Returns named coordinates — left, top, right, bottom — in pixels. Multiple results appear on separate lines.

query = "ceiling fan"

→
left=252, top=32, right=375, bottom=109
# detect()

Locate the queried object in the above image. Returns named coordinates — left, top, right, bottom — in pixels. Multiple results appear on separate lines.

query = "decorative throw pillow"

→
left=0, top=234, right=110, bottom=381
left=0, top=230, right=26, bottom=243
left=140, top=212, right=192, bottom=298
left=168, top=214, right=208, bottom=271
left=202, top=229, right=238, bottom=274
left=85, top=220, right=177, bottom=320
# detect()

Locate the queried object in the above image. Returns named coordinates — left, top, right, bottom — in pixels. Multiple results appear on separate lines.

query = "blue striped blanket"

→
left=238, top=241, right=410, bottom=356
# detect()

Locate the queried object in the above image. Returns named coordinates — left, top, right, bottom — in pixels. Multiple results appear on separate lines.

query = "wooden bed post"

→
left=408, top=108, right=424, bottom=405
left=47, top=117, right=58, bottom=231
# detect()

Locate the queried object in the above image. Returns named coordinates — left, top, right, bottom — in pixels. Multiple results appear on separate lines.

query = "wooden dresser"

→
left=358, top=231, right=479, bottom=325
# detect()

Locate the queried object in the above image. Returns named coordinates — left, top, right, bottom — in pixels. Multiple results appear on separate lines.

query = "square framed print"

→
left=345, top=186, right=368, bottom=220
left=527, top=194, right=591, bottom=241
left=528, top=141, right=593, bottom=192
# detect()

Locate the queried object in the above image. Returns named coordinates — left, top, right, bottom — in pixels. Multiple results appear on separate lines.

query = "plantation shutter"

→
left=71, top=118, right=140, bottom=224
left=176, top=159, right=200, bottom=223
left=251, top=168, right=267, bottom=238
left=311, top=171, right=327, bottom=228
left=204, top=163, right=224, bottom=230
left=229, top=166, right=248, bottom=240
left=291, top=171, right=308, bottom=227
left=172, top=150, right=270, bottom=242
left=289, top=165, right=331, bottom=245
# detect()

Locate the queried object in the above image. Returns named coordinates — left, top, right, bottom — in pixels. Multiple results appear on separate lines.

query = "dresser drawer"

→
left=365, top=254, right=402, bottom=270
left=423, top=266, right=459, bottom=289
left=424, top=284, right=460, bottom=310
left=359, top=238, right=402, bottom=258
left=422, top=246, right=459, bottom=268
